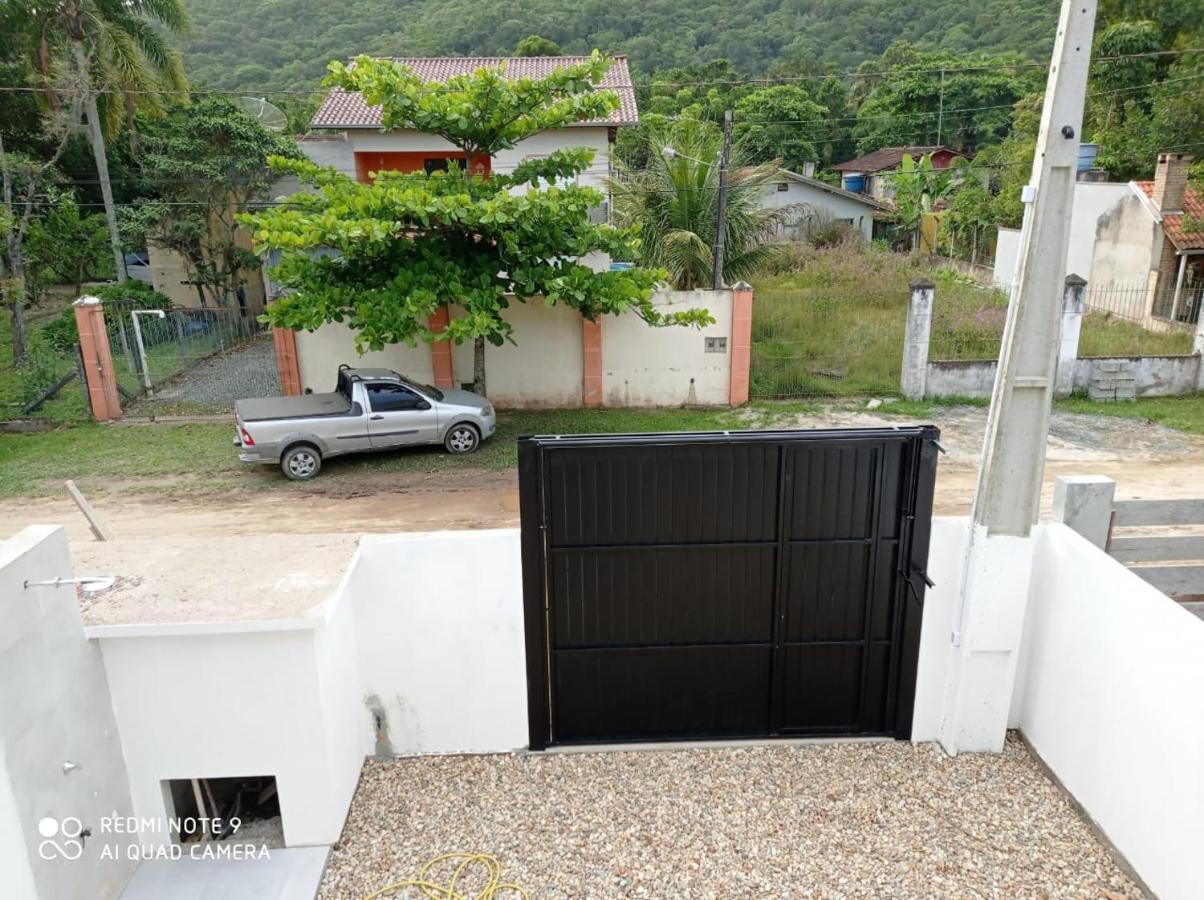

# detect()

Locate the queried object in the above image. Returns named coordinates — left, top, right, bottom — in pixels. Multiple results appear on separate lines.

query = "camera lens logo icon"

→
left=38, top=817, right=85, bottom=861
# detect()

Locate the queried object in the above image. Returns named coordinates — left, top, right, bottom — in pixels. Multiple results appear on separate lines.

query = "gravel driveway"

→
left=320, top=735, right=1141, bottom=899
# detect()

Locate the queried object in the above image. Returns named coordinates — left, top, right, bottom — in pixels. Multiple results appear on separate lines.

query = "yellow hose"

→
left=363, top=852, right=529, bottom=900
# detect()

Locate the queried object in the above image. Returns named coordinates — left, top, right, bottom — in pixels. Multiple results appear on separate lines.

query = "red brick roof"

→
left=311, top=56, right=637, bottom=129
left=1136, top=181, right=1204, bottom=251
left=832, top=145, right=967, bottom=173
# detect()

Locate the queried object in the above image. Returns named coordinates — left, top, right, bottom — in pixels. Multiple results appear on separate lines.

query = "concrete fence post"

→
left=1052, top=475, right=1115, bottom=549
left=901, top=279, right=934, bottom=401
left=1193, top=299, right=1204, bottom=365
left=1055, top=274, right=1086, bottom=397
left=728, top=282, right=754, bottom=406
left=73, top=296, right=122, bottom=422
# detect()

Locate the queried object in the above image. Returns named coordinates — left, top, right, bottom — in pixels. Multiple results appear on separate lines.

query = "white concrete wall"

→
left=760, top=178, right=875, bottom=240
left=450, top=299, right=583, bottom=405
left=925, top=356, right=1203, bottom=399
left=295, top=323, right=436, bottom=393
left=1015, top=524, right=1204, bottom=900
left=911, top=517, right=970, bottom=742
left=96, top=617, right=366, bottom=849
left=924, top=360, right=999, bottom=397
left=0, top=526, right=137, bottom=900
left=345, top=530, right=529, bottom=755
left=993, top=182, right=1130, bottom=286
left=1088, top=190, right=1161, bottom=291
left=603, top=289, right=731, bottom=407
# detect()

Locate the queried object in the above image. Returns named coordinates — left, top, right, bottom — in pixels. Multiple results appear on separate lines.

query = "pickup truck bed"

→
left=235, top=392, right=353, bottom=422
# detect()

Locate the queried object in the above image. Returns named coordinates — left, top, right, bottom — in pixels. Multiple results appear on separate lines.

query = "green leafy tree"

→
left=734, top=85, right=827, bottom=171
left=609, top=118, right=791, bottom=289
left=128, top=96, right=301, bottom=306
left=938, top=180, right=995, bottom=264
left=25, top=188, right=113, bottom=294
left=514, top=35, right=563, bottom=57
left=1, top=107, right=74, bottom=363
left=12, top=0, right=190, bottom=287
left=852, top=46, right=1030, bottom=154
left=242, top=54, right=711, bottom=396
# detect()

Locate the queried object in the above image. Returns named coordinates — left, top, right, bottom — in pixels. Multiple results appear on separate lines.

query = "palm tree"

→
left=20, top=0, right=189, bottom=284
left=609, top=119, right=791, bottom=290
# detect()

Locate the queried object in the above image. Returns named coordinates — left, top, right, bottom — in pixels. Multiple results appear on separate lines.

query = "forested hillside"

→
left=178, top=0, right=1059, bottom=90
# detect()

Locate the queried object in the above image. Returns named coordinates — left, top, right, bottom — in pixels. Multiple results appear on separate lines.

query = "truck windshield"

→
left=397, top=375, right=444, bottom=401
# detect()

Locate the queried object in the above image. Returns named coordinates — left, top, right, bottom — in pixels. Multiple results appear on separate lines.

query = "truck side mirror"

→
left=417, top=400, right=431, bottom=410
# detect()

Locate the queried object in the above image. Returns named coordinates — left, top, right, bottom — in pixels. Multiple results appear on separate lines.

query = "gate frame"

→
left=518, top=426, right=940, bottom=751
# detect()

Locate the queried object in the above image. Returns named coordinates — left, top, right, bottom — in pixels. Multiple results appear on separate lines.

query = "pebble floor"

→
left=319, top=734, right=1143, bottom=899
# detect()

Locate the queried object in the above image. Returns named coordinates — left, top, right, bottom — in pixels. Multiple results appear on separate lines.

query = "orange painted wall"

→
left=354, top=151, right=491, bottom=183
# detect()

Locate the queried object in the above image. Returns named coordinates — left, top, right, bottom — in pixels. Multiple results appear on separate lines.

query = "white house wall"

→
left=993, top=182, right=1131, bottom=286
left=760, top=179, right=876, bottom=241
left=1015, top=524, right=1204, bottom=900
left=1088, top=191, right=1161, bottom=290
left=348, top=127, right=612, bottom=189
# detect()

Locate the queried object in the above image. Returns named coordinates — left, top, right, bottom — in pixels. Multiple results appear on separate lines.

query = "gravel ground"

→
left=131, top=334, right=280, bottom=412
left=320, top=735, right=1142, bottom=899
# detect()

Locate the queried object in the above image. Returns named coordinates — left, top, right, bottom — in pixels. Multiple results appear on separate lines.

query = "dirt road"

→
left=3, top=405, right=1202, bottom=541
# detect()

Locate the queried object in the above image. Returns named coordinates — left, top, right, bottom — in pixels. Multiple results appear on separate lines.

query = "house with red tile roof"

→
left=831, top=145, right=969, bottom=201
left=1088, top=153, right=1204, bottom=325
left=303, top=55, right=636, bottom=205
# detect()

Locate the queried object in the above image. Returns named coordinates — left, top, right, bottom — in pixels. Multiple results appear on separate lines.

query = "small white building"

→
left=760, top=168, right=888, bottom=242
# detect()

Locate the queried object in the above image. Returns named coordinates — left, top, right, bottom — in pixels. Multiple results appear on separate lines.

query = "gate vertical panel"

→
left=518, top=439, right=551, bottom=751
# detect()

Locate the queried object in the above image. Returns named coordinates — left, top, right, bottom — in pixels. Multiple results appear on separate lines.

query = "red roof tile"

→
left=832, top=145, right=967, bottom=173
left=311, top=56, right=637, bottom=129
left=1137, top=181, right=1204, bottom=251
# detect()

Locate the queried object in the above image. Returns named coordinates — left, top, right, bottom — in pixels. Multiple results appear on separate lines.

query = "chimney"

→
left=1151, top=152, right=1193, bottom=212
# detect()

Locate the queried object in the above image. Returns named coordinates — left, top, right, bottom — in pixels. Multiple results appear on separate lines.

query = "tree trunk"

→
left=72, top=40, right=126, bottom=284
left=473, top=336, right=487, bottom=396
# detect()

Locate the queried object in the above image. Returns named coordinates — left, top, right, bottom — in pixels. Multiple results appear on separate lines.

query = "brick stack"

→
left=1088, top=360, right=1137, bottom=401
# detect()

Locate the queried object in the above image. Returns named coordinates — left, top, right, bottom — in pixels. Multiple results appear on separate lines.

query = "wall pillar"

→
left=1055, top=274, right=1086, bottom=397
left=582, top=317, right=603, bottom=407
left=428, top=308, right=456, bottom=389
left=1052, top=475, right=1115, bottom=548
left=901, top=279, right=934, bottom=401
left=272, top=327, right=302, bottom=396
left=73, top=297, right=122, bottom=422
left=728, top=282, right=753, bottom=406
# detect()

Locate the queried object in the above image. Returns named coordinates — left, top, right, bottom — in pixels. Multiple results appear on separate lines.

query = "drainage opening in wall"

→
left=163, top=775, right=284, bottom=849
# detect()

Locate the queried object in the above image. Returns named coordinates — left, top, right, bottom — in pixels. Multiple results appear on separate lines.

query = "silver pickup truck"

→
left=234, top=366, right=496, bottom=480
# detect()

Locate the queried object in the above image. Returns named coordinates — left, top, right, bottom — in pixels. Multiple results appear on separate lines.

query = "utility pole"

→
left=939, top=0, right=1097, bottom=755
left=712, top=109, right=733, bottom=290
left=935, top=67, right=946, bottom=146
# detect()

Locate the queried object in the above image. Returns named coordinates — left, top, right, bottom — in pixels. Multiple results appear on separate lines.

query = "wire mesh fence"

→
left=750, top=290, right=909, bottom=399
left=103, top=301, right=279, bottom=415
left=928, top=285, right=1009, bottom=362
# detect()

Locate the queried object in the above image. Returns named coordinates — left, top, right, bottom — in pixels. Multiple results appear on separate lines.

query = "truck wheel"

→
left=445, top=423, right=480, bottom=455
left=281, top=444, right=322, bottom=480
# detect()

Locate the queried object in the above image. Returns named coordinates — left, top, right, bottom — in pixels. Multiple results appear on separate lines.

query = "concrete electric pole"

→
left=713, top=109, right=733, bottom=290
left=939, top=0, right=1098, bottom=754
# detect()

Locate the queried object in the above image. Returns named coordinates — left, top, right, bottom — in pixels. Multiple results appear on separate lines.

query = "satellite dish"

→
left=236, top=96, right=289, bottom=132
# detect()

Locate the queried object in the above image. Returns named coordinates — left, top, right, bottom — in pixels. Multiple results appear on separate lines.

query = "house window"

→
left=777, top=182, right=789, bottom=192
left=367, top=383, right=425, bottom=412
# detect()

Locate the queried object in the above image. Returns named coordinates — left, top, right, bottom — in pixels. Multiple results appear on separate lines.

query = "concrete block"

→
left=1052, top=475, right=1115, bottom=547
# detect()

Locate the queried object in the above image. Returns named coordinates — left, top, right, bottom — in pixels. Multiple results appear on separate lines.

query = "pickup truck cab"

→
left=234, top=366, right=496, bottom=480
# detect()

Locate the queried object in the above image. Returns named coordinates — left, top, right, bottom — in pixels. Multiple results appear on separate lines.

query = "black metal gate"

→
left=519, top=427, right=939, bottom=749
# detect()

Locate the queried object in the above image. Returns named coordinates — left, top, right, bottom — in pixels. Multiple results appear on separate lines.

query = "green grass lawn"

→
left=0, top=405, right=757, bottom=498
left=749, top=246, right=1192, bottom=399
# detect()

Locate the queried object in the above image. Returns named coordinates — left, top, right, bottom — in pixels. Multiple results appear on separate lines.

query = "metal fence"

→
left=104, top=302, right=279, bottom=415
left=927, top=284, right=1009, bottom=362
left=750, top=293, right=908, bottom=399
left=1086, top=282, right=1204, bottom=327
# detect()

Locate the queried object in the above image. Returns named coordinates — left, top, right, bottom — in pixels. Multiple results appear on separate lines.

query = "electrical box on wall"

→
left=705, top=336, right=727, bottom=353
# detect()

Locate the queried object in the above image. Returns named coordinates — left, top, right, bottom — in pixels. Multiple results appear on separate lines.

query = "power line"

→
left=1, top=47, right=1203, bottom=97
